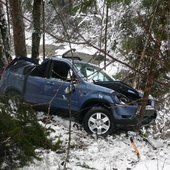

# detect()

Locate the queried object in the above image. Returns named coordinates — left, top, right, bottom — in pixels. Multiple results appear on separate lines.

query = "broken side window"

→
left=50, top=61, right=71, bottom=81
left=30, top=61, right=49, bottom=78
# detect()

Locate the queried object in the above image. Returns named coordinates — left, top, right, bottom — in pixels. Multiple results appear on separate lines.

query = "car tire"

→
left=83, top=106, right=115, bottom=137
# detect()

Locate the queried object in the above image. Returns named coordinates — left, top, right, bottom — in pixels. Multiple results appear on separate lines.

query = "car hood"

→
left=94, top=81, right=140, bottom=100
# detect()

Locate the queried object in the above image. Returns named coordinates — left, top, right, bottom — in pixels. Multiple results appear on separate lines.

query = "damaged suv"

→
left=0, top=55, right=157, bottom=136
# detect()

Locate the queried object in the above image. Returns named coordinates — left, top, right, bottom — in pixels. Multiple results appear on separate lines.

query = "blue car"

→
left=0, top=56, right=157, bottom=136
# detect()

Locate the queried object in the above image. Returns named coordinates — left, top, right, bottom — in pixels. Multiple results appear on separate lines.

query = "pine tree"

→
left=117, top=0, right=170, bottom=114
left=0, top=96, right=61, bottom=169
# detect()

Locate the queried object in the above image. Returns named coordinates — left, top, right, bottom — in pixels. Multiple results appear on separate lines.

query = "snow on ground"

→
left=21, top=111, right=170, bottom=170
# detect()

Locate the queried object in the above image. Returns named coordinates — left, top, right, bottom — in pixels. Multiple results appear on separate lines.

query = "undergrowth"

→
left=0, top=96, right=61, bottom=169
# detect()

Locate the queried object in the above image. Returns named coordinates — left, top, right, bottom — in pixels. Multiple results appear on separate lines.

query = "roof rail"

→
left=62, top=56, right=81, bottom=61
left=62, top=48, right=76, bottom=57
left=62, top=48, right=82, bottom=61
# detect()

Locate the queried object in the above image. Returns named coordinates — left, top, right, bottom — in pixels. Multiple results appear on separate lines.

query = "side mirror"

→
left=67, top=70, right=78, bottom=84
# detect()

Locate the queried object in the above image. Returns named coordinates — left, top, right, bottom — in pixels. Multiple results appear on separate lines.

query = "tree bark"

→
left=168, top=15, right=170, bottom=56
left=104, top=1, right=108, bottom=70
left=0, top=2, right=11, bottom=65
left=138, top=70, right=154, bottom=120
left=31, top=0, right=42, bottom=60
left=9, top=0, right=27, bottom=57
left=0, top=39, right=3, bottom=72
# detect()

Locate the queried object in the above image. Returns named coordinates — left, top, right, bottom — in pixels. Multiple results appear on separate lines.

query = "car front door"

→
left=45, top=60, right=80, bottom=112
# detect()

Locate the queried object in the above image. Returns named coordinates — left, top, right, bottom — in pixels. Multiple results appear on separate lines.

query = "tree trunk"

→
left=104, top=1, right=108, bottom=70
left=31, top=0, right=42, bottom=60
left=9, top=0, right=27, bottom=57
left=138, top=56, right=157, bottom=122
left=168, top=15, right=170, bottom=56
left=139, top=71, right=154, bottom=120
left=0, top=2, right=11, bottom=65
left=0, top=39, right=4, bottom=72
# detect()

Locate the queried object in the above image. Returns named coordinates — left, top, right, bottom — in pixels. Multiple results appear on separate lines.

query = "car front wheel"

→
left=83, top=107, right=115, bottom=137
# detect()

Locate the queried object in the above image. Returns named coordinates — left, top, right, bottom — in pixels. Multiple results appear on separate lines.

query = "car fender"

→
left=78, top=92, right=117, bottom=121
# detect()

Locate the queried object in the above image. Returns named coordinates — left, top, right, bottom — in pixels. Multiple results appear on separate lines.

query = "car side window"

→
left=30, top=62, right=49, bottom=78
left=9, top=61, right=29, bottom=74
left=51, top=61, right=71, bottom=81
left=23, top=65, right=35, bottom=75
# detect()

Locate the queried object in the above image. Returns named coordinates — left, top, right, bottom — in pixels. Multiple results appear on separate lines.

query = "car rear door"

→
left=24, top=60, right=51, bottom=105
left=1, top=60, right=29, bottom=94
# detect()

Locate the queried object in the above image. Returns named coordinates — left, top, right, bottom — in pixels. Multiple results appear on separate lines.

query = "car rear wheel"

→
left=83, top=107, right=115, bottom=137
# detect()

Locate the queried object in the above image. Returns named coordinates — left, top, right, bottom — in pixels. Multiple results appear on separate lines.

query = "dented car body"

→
left=0, top=56, right=157, bottom=136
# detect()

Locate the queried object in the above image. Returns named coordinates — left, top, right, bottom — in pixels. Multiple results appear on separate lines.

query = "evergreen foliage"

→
left=0, top=96, right=61, bottom=169
left=115, top=0, right=170, bottom=101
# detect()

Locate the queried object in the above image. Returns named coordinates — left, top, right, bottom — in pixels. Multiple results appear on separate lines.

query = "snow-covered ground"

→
left=21, top=110, right=170, bottom=170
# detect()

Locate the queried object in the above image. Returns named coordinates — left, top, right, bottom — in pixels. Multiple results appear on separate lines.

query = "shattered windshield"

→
left=74, top=63, right=113, bottom=82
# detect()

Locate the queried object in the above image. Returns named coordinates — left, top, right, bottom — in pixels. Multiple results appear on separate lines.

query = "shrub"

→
left=0, top=96, right=61, bottom=169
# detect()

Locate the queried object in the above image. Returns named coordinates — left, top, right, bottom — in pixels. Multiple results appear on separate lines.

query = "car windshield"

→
left=74, top=62, right=113, bottom=82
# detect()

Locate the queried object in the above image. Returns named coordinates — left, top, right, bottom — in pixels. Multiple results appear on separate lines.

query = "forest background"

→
left=0, top=0, right=170, bottom=169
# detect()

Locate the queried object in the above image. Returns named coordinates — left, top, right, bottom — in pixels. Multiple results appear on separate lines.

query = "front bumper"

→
left=114, top=105, right=157, bottom=128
